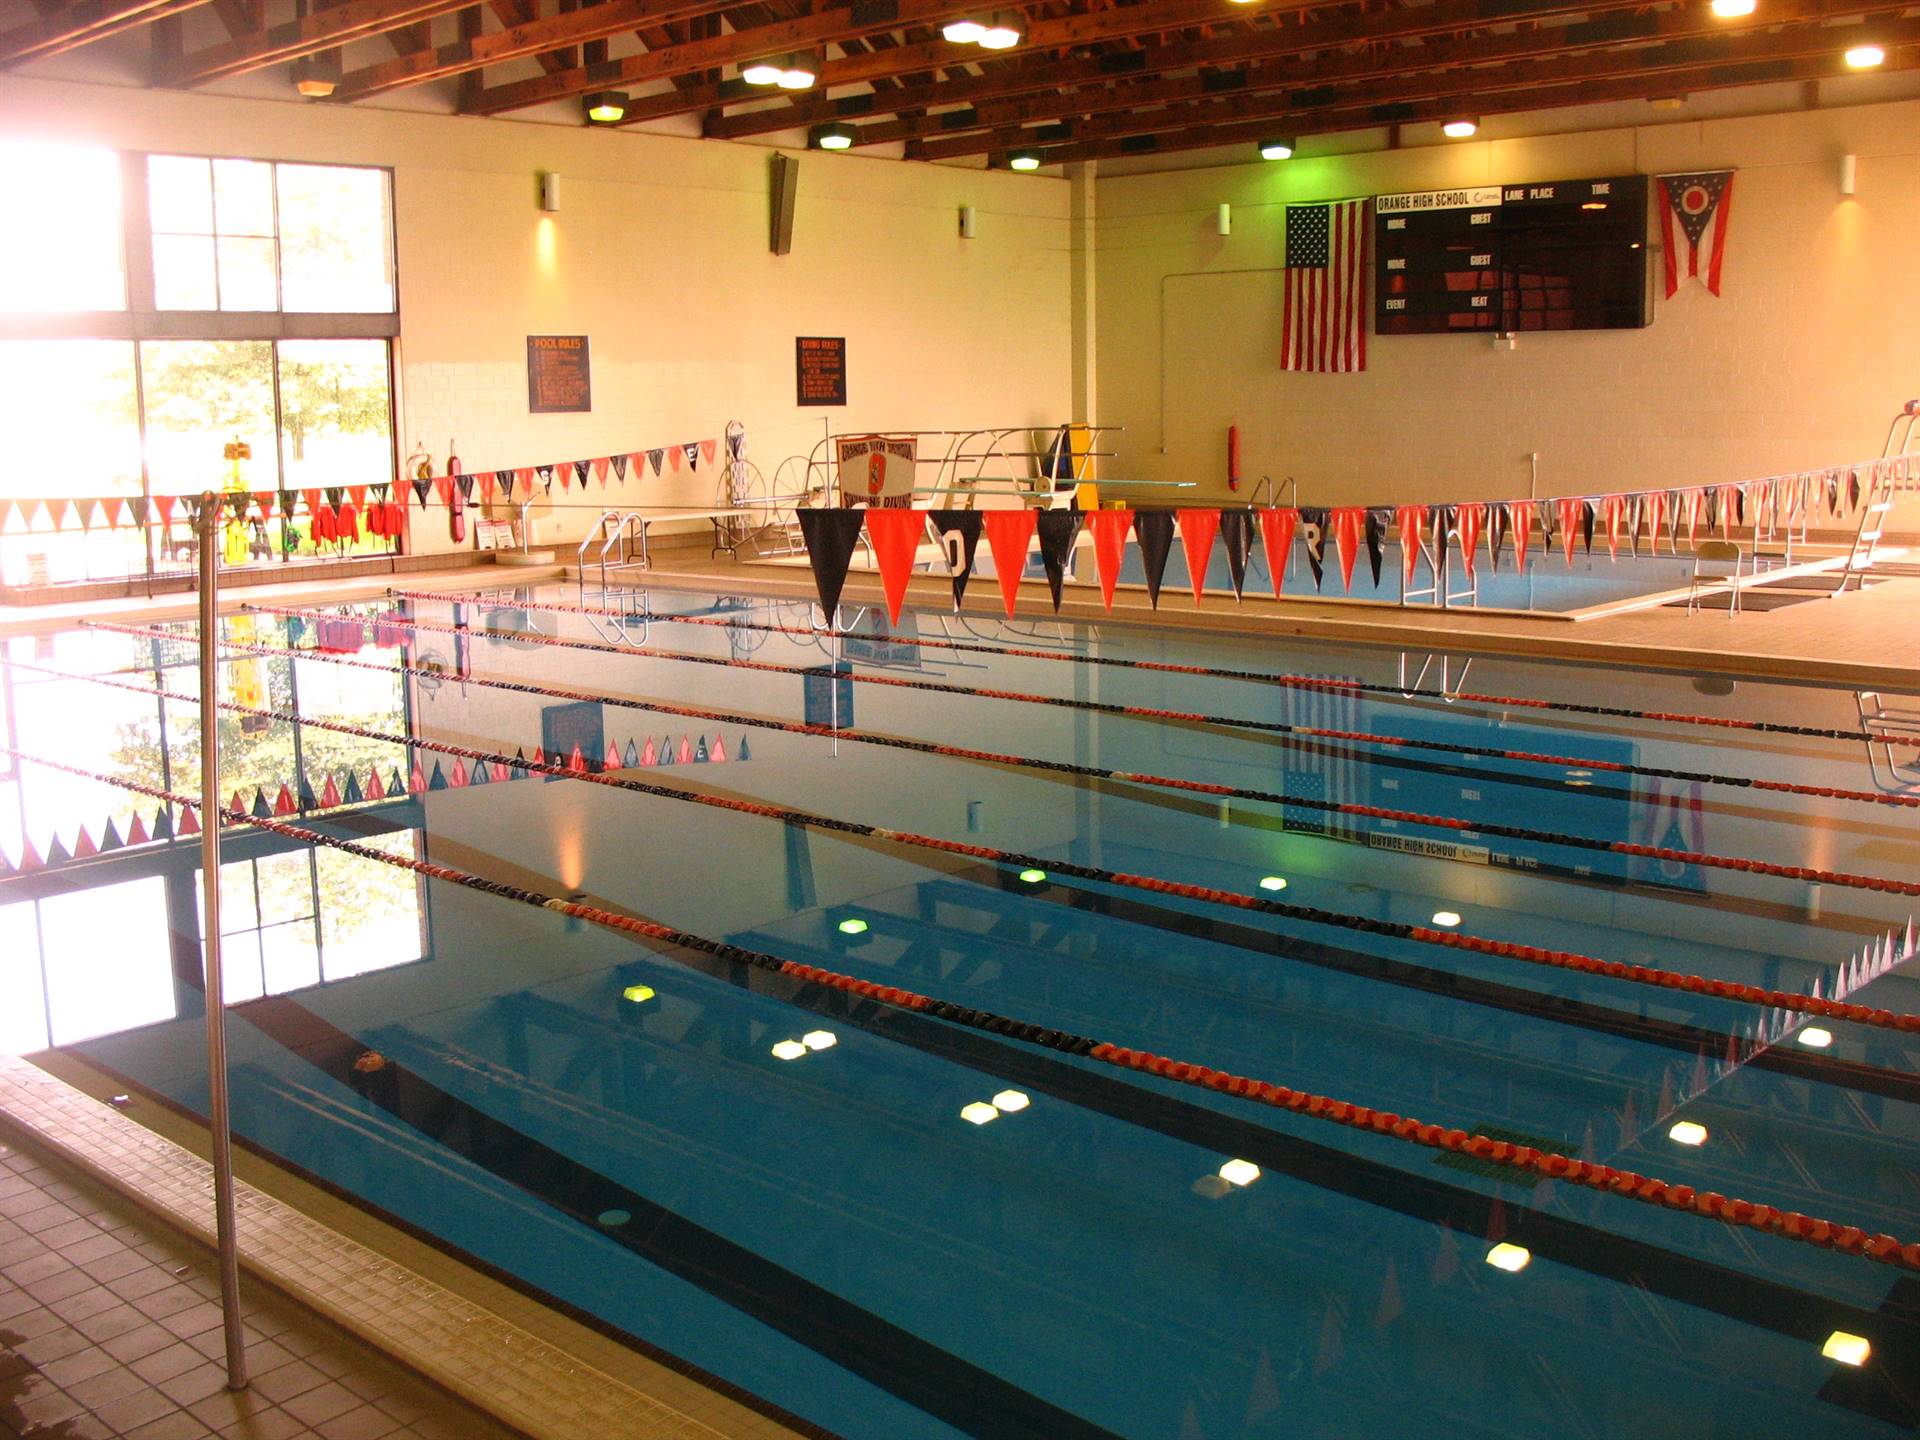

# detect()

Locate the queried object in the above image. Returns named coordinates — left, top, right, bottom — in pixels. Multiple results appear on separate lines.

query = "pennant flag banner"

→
left=1035, top=510, right=1083, bottom=612
left=1219, top=509, right=1255, bottom=600
left=984, top=509, right=1039, bottom=619
left=1300, top=508, right=1329, bottom=589
left=1133, top=510, right=1176, bottom=608
left=795, top=508, right=867, bottom=622
left=1176, top=508, right=1220, bottom=601
left=1258, top=507, right=1298, bottom=595
left=864, top=507, right=926, bottom=625
left=929, top=512, right=983, bottom=609
left=1089, top=510, right=1133, bottom=609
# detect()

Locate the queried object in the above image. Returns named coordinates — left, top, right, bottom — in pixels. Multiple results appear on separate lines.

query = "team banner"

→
left=836, top=435, right=918, bottom=505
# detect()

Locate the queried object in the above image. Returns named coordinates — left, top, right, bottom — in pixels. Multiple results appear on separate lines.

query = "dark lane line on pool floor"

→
left=29, top=748, right=1920, bottom=1430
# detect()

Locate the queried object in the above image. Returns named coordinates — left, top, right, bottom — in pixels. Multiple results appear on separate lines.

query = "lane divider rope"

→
left=209, top=611, right=1920, bottom=900
left=7, top=742, right=1917, bottom=1275
left=245, top=604, right=1918, bottom=814
left=389, top=587, right=1893, bottom=747
left=20, top=648, right=1920, bottom=1038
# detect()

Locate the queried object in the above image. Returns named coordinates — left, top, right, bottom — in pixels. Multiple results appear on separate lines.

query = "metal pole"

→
left=196, top=493, right=249, bottom=1392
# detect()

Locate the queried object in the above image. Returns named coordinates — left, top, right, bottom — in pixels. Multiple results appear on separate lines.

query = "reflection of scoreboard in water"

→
left=1375, top=176, right=1650, bottom=335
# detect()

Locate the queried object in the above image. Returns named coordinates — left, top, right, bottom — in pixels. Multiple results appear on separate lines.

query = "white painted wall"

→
left=1091, top=99, right=1920, bottom=524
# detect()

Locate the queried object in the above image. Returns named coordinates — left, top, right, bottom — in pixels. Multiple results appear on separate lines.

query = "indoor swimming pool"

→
left=3, top=583, right=1918, bottom=1440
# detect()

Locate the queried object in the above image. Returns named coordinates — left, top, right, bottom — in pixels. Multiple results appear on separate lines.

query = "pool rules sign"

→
left=527, top=335, right=591, bottom=413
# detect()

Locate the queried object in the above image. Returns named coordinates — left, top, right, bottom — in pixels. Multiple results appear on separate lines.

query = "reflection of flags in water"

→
left=1281, top=678, right=1364, bottom=840
left=1633, top=777, right=1706, bottom=891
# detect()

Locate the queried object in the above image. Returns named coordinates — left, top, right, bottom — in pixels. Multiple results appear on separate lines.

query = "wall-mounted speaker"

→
left=539, top=172, right=561, bottom=212
left=770, top=152, right=799, bottom=255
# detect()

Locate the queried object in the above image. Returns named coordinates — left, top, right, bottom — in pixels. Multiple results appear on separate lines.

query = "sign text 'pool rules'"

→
left=527, top=335, right=592, bottom=414
left=796, top=336, right=847, bottom=406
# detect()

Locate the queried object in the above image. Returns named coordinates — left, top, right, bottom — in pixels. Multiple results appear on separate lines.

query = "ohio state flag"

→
left=1656, top=171, right=1734, bottom=298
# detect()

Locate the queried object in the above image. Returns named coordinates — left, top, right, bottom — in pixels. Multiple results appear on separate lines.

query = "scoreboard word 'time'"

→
left=1375, top=176, right=1650, bottom=337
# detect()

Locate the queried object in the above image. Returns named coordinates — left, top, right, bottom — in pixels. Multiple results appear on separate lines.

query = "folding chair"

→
left=1687, top=538, right=1743, bottom=615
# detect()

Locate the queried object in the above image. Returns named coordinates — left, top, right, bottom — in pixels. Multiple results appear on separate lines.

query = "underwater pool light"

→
left=1822, top=1331, right=1871, bottom=1366
left=1485, top=1242, right=1531, bottom=1272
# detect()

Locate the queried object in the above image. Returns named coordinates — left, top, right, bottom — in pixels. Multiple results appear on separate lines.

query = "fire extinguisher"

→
left=1227, top=424, right=1242, bottom=493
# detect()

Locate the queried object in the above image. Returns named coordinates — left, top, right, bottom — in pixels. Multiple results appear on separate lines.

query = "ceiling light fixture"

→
left=1668, top=1120, right=1708, bottom=1146
left=961, top=1101, right=1000, bottom=1124
left=1844, top=42, right=1885, bottom=68
left=1442, top=117, right=1479, bottom=138
left=1431, top=910, right=1462, bottom=927
left=780, top=53, right=822, bottom=88
left=742, top=59, right=785, bottom=85
left=836, top=915, right=869, bottom=934
left=1709, top=0, right=1756, bottom=14
left=1258, top=875, right=1288, bottom=891
left=812, top=122, right=856, bottom=150
left=1219, top=1159, right=1261, bottom=1186
left=802, top=1030, right=838, bottom=1050
left=992, top=1090, right=1031, bottom=1112
left=943, top=15, right=988, bottom=41
left=1259, top=138, right=1294, bottom=160
left=1008, top=149, right=1042, bottom=171
left=1823, top=1331, right=1871, bottom=1366
left=295, top=76, right=336, bottom=98
left=978, top=12, right=1024, bottom=47
left=584, top=91, right=628, bottom=123
left=1798, top=1027, right=1834, bottom=1048
left=771, top=1039, right=808, bottom=1060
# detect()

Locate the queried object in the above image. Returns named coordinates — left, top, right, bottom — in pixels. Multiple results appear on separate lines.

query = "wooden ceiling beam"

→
left=0, top=0, right=214, bottom=65
left=465, top=0, right=990, bottom=115
left=472, top=0, right=1263, bottom=119
left=964, top=35, right=1920, bottom=165
left=332, top=0, right=731, bottom=97
left=866, top=0, right=1916, bottom=146
left=157, top=0, right=479, bottom=84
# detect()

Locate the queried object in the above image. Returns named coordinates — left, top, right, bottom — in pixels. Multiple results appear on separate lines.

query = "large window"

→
left=0, top=141, right=398, bottom=590
left=146, top=155, right=395, bottom=315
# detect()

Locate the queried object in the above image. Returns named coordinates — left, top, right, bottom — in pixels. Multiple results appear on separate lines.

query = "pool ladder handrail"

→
left=1398, top=651, right=1474, bottom=702
left=1835, top=400, right=1920, bottom=597
left=1856, top=690, right=1920, bottom=794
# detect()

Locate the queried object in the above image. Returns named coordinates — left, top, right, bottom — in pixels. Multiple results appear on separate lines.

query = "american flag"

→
left=1282, top=199, right=1369, bottom=373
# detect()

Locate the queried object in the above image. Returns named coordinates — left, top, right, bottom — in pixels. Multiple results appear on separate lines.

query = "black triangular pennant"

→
left=612, top=454, right=628, bottom=482
left=1300, top=507, right=1329, bottom=589
left=683, top=443, right=701, bottom=472
left=1363, top=508, right=1388, bottom=587
left=573, top=459, right=590, bottom=487
left=412, top=476, right=432, bottom=507
left=648, top=449, right=664, bottom=476
left=1134, top=510, right=1175, bottom=608
left=538, top=465, right=555, bottom=494
left=1579, top=501, right=1596, bottom=553
left=1535, top=499, right=1555, bottom=545
left=1219, top=510, right=1254, bottom=599
left=456, top=474, right=475, bottom=500
left=1488, top=504, right=1510, bottom=573
left=500, top=471, right=517, bottom=501
left=1035, top=510, right=1083, bottom=612
left=795, top=508, right=867, bottom=623
left=929, top=512, right=984, bottom=609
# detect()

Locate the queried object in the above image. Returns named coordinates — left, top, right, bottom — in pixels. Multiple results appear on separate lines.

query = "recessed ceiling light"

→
left=1798, top=1027, right=1834, bottom=1048
left=1431, top=910, right=1462, bottom=927
left=992, top=1089, right=1030, bottom=1112
left=1485, top=1242, right=1531, bottom=1272
left=1844, top=43, right=1885, bottom=68
left=1018, top=867, right=1047, bottom=883
left=1668, top=1120, right=1708, bottom=1146
left=1008, top=150, right=1042, bottom=171
left=1822, top=1330, right=1871, bottom=1366
left=961, top=1101, right=999, bottom=1124
left=1442, top=118, right=1479, bottom=139
left=1709, top=0, right=1755, bottom=14
left=837, top=916, right=869, bottom=934
left=802, top=1030, right=837, bottom=1050
left=1259, top=139, right=1294, bottom=160
left=1219, top=1158, right=1261, bottom=1186
left=1258, top=875, right=1288, bottom=891
left=771, top=1039, right=808, bottom=1060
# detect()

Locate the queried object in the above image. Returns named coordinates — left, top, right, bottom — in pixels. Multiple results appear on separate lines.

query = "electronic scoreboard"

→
left=1374, top=176, right=1650, bottom=336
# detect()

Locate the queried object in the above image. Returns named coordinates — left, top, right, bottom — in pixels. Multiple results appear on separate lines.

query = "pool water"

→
left=5, top=584, right=1919, bottom=1439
